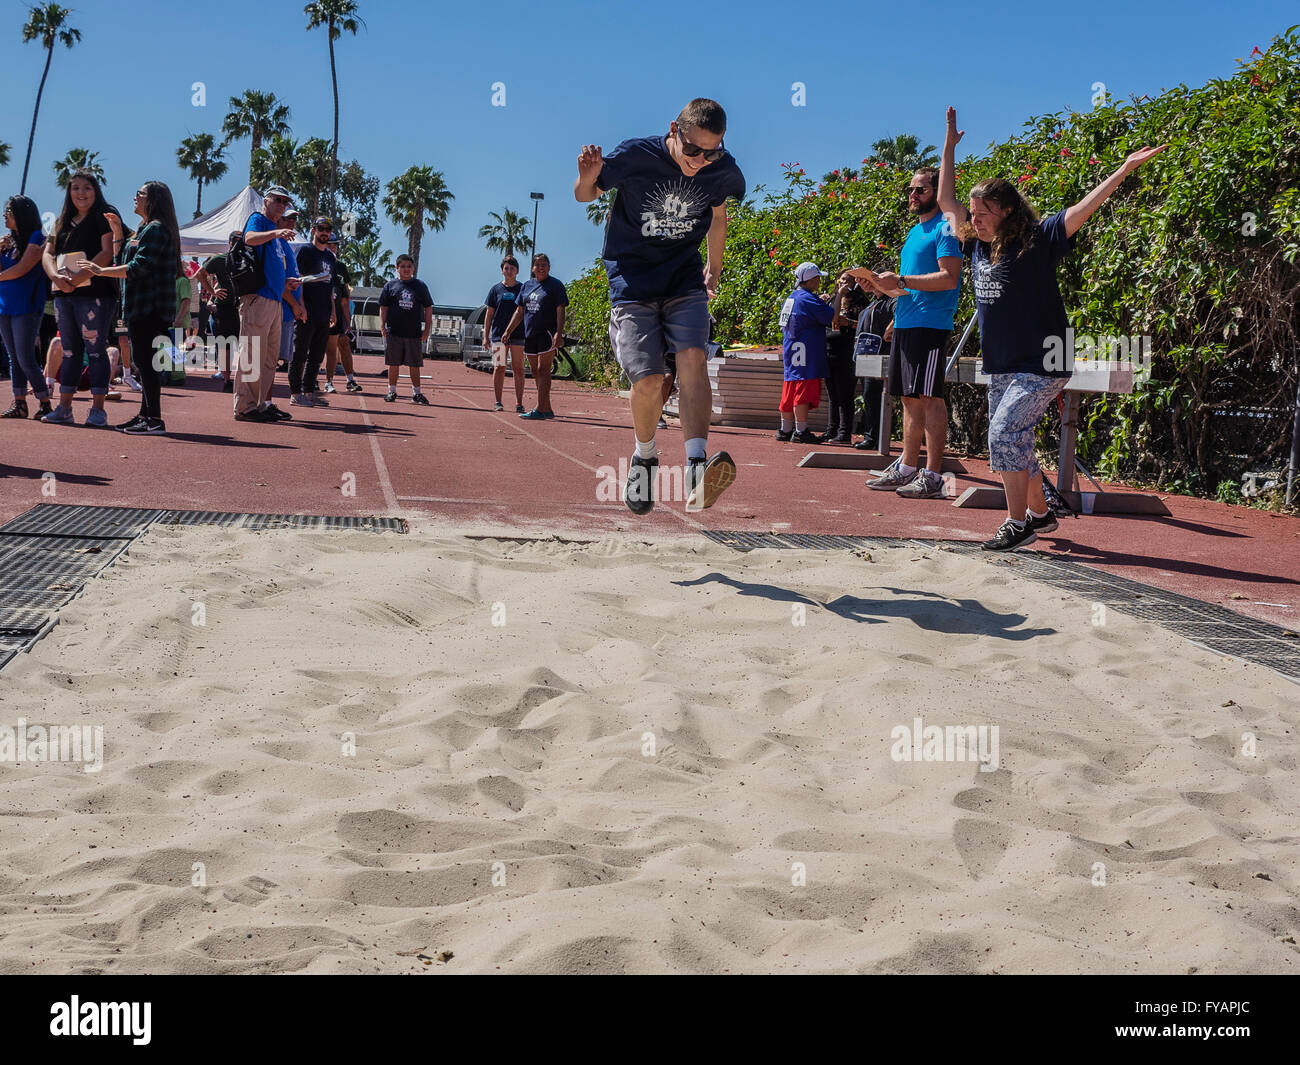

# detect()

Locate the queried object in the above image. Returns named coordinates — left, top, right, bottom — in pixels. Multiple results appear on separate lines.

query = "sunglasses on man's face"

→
left=677, top=130, right=726, bottom=162
left=907, top=186, right=933, bottom=196
left=269, top=196, right=290, bottom=205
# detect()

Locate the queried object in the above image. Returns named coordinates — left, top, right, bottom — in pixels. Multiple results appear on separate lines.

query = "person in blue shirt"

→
left=235, top=185, right=299, bottom=423
left=483, top=255, right=526, bottom=412
left=499, top=253, right=568, bottom=419
left=934, top=107, right=1165, bottom=551
left=862, top=167, right=964, bottom=501
left=0, top=196, right=52, bottom=419
left=574, top=97, right=746, bottom=515
left=777, top=263, right=835, bottom=444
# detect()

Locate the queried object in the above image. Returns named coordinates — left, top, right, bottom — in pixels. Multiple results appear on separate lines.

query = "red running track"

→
left=1, top=354, right=1297, bottom=628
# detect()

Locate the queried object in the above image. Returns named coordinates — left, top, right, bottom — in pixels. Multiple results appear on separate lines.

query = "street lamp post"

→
left=530, top=191, right=544, bottom=258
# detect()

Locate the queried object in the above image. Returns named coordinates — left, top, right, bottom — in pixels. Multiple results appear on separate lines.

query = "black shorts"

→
left=523, top=331, right=555, bottom=356
left=888, top=327, right=950, bottom=398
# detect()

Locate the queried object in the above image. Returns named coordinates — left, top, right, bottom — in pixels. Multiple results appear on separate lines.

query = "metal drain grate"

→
left=704, top=531, right=1300, bottom=681
left=0, top=504, right=166, bottom=538
left=0, top=503, right=407, bottom=670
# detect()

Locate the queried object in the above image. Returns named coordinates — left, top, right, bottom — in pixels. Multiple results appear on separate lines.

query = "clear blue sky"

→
left=1, top=0, right=1293, bottom=305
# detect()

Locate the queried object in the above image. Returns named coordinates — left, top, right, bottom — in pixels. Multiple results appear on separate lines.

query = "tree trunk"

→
left=411, top=205, right=423, bottom=272
left=329, top=27, right=340, bottom=216
left=21, top=45, right=55, bottom=195
left=250, top=129, right=262, bottom=184
left=196, top=177, right=204, bottom=218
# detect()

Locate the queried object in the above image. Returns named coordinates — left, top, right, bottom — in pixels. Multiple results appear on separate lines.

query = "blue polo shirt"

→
left=894, top=212, right=963, bottom=330
left=779, top=285, right=834, bottom=381
left=243, top=212, right=289, bottom=304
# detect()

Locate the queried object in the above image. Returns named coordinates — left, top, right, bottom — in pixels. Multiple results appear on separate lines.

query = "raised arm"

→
left=939, top=106, right=968, bottom=234
left=1062, top=145, right=1167, bottom=237
left=574, top=145, right=603, bottom=203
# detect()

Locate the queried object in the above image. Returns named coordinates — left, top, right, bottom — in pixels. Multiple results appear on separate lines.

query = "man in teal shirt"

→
left=863, top=167, right=963, bottom=500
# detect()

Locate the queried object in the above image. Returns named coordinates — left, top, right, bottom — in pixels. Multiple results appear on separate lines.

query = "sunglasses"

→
left=677, top=130, right=726, bottom=162
left=906, top=186, right=933, bottom=196
left=268, top=195, right=290, bottom=205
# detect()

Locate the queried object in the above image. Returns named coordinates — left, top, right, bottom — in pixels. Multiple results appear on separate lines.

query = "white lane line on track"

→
left=356, top=396, right=400, bottom=513
left=441, top=386, right=708, bottom=532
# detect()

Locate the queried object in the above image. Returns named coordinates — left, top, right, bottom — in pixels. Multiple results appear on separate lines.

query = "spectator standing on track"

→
left=0, top=195, right=53, bottom=420
left=499, top=252, right=567, bottom=421
left=234, top=186, right=298, bottom=423
left=379, top=254, right=433, bottom=405
left=777, top=262, right=834, bottom=444
left=290, top=217, right=338, bottom=408
left=483, top=255, right=526, bottom=413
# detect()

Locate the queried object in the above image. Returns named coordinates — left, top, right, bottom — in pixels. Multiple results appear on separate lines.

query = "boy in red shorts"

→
left=777, top=262, right=833, bottom=443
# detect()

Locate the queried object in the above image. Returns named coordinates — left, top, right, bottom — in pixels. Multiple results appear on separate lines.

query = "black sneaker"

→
left=792, top=428, right=820, bottom=444
left=346, top=379, right=363, bottom=393
left=384, top=391, right=397, bottom=403
left=515, top=404, right=525, bottom=414
left=981, top=518, right=1038, bottom=552
left=122, top=417, right=165, bottom=435
left=264, top=403, right=292, bottom=421
left=853, top=438, right=878, bottom=451
left=117, top=413, right=147, bottom=432
left=685, top=451, right=737, bottom=511
left=221, top=379, right=233, bottom=393
left=775, top=429, right=793, bottom=442
left=234, top=408, right=270, bottom=422
left=1025, top=509, right=1059, bottom=536
left=625, top=454, right=658, bottom=515
left=412, top=392, right=430, bottom=405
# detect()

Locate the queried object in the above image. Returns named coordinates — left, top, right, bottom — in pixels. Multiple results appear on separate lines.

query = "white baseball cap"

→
left=794, top=262, right=822, bottom=283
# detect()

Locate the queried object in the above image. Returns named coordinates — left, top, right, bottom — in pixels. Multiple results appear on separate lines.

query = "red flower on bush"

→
left=1088, top=156, right=1100, bottom=165
left=1018, top=175, right=1031, bottom=184
left=768, top=249, right=776, bottom=257
left=1251, top=46, right=1263, bottom=57
left=1059, top=148, right=1073, bottom=157
left=876, top=242, right=887, bottom=249
left=875, top=161, right=887, bottom=169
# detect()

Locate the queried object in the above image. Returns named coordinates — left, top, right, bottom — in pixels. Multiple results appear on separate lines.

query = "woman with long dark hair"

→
left=934, top=107, right=1164, bottom=551
left=40, top=171, right=119, bottom=426
left=76, top=180, right=181, bottom=435
left=0, top=195, right=53, bottom=419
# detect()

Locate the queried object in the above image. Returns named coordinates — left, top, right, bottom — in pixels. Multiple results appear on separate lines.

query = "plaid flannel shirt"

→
left=122, top=221, right=177, bottom=322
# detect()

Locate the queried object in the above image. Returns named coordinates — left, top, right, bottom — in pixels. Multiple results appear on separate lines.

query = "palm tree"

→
left=222, top=90, right=292, bottom=183
left=304, top=0, right=364, bottom=215
left=20, top=4, right=81, bottom=194
left=585, top=189, right=616, bottom=227
left=868, top=134, right=938, bottom=172
left=250, top=134, right=301, bottom=196
left=176, top=133, right=228, bottom=217
left=338, top=235, right=392, bottom=286
left=822, top=166, right=861, bottom=184
left=295, top=137, right=332, bottom=219
left=53, top=148, right=105, bottom=189
left=0, top=142, right=10, bottom=167
left=478, top=208, right=533, bottom=258
left=382, top=166, right=453, bottom=274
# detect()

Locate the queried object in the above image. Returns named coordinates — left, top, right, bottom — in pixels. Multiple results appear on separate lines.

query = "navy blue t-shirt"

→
left=485, top=281, right=523, bottom=341
left=963, top=209, right=1074, bottom=377
left=596, top=135, right=745, bottom=304
left=295, top=244, right=337, bottom=322
left=518, top=276, right=568, bottom=340
left=379, top=277, right=433, bottom=338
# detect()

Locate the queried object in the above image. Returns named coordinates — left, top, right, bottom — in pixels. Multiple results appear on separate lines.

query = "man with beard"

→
left=861, top=167, right=962, bottom=500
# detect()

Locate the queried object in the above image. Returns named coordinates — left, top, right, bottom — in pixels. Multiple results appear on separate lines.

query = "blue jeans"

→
left=0, top=311, right=48, bottom=400
left=54, top=295, right=112, bottom=397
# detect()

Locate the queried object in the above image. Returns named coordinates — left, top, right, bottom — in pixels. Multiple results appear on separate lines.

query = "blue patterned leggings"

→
left=987, top=373, right=1066, bottom=475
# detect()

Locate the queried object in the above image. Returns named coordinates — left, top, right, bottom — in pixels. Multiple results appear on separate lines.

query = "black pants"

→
left=128, top=313, right=170, bottom=421
left=290, top=319, right=330, bottom=394
left=858, top=378, right=883, bottom=444
left=825, top=355, right=857, bottom=436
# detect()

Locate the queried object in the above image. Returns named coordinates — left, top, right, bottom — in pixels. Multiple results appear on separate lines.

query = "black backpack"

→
left=228, top=215, right=268, bottom=297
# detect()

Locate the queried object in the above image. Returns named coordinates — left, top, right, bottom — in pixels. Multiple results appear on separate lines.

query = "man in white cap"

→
left=777, top=262, right=836, bottom=443
left=235, top=185, right=299, bottom=422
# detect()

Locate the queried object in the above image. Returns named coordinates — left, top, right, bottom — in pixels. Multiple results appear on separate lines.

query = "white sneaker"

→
left=322, top=382, right=336, bottom=394
left=123, top=369, right=142, bottom=392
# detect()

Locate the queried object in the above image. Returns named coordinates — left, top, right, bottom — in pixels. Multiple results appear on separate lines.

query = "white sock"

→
left=387, top=386, right=396, bottom=394
left=412, top=387, right=422, bottom=395
left=685, top=437, right=707, bottom=461
left=780, top=414, right=793, bottom=431
left=1008, top=517, right=1026, bottom=528
left=1027, top=506, right=1048, bottom=519
left=634, top=436, right=657, bottom=460
left=794, top=421, right=808, bottom=433
left=899, top=462, right=918, bottom=477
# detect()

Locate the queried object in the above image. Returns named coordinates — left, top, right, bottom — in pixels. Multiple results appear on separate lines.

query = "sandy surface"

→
left=1, top=525, right=1296, bottom=974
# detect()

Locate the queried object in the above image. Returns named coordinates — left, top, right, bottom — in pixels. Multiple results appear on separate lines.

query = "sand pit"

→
left=0, top=525, right=1296, bottom=974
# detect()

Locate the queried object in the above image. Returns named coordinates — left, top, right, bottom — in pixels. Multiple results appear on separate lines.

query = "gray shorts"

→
left=609, top=291, right=709, bottom=382
left=385, top=335, right=424, bottom=367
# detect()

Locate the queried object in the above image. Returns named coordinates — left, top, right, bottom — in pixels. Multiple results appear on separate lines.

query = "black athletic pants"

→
left=128, top=313, right=170, bottom=421
left=825, top=355, right=857, bottom=436
left=290, top=319, right=331, bottom=394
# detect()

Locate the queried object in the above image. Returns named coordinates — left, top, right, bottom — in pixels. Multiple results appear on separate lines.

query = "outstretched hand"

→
left=1123, top=144, right=1168, bottom=172
left=577, top=144, right=603, bottom=181
left=945, top=106, right=965, bottom=148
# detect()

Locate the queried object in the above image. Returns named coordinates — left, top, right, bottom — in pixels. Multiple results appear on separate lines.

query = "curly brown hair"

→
left=956, top=178, right=1040, bottom=264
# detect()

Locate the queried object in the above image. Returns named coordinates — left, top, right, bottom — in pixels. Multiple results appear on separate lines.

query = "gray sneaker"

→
left=866, top=459, right=915, bottom=491
left=896, top=470, right=946, bottom=499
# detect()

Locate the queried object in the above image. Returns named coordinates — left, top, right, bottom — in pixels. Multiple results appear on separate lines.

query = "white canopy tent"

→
left=178, top=184, right=266, bottom=257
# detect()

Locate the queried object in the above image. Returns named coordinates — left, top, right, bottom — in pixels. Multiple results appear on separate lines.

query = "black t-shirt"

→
left=518, top=276, right=568, bottom=339
left=596, top=135, right=745, bottom=303
left=379, top=277, right=433, bottom=338
left=53, top=212, right=118, bottom=301
left=827, top=285, right=871, bottom=359
left=295, top=244, right=338, bottom=322
left=961, top=209, right=1074, bottom=377
left=485, top=281, right=523, bottom=340
left=205, top=253, right=237, bottom=316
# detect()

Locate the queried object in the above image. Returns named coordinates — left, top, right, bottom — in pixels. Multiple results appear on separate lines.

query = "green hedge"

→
left=566, top=29, right=1300, bottom=499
